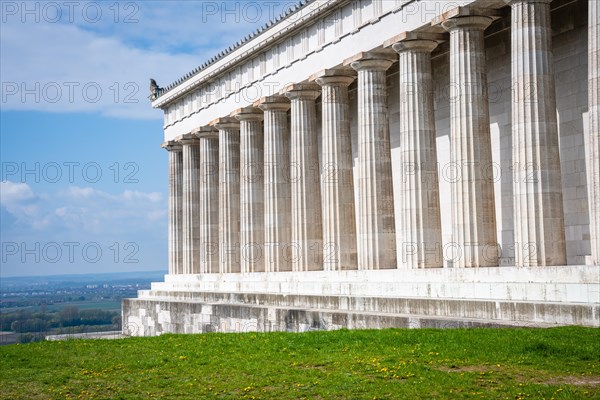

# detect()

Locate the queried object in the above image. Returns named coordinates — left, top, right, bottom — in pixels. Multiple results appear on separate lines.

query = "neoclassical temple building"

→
left=123, top=0, right=599, bottom=335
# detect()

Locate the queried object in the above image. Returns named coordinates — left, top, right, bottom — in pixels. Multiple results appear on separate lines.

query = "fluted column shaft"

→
left=283, top=84, right=323, bottom=271
left=257, top=96, right=292, bottom=272
left=347, top=53, right=397, bottom=270
left=234, top=107, right=265, bottom=273
left=313, top=70, right=358, bottom=270
left=195, top=127, right=219, bottom=273
left=213, top=117, right=241, bottom=273
left=589, top=0, right=600, bottom=265
left=163, top=141, right=183, bottom=275
left=442, top=16, right=498, bottom=268
left=506, top=0, right=566, bottom=266
left=392, top=39, right=443, bottom=268
left=179, top=134, right=201, bottom=274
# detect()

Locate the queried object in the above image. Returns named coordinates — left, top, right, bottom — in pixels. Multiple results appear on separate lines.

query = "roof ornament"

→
left=149, top=78, right=162, bottom=100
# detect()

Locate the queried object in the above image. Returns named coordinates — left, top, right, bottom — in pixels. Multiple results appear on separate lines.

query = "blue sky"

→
left=1, top=1, right=298, bottom=276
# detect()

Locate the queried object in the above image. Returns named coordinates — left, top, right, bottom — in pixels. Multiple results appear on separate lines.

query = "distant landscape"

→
left=0, top=271, right=165, bottom=345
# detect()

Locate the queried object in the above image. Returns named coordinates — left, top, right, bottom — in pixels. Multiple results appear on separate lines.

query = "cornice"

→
left=151, top=0, right=350, bottom=109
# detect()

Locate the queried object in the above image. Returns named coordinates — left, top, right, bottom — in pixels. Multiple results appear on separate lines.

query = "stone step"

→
left=122, top=296, right=566, bottom=337
left=150, top=266, right=600, bottom=304
left=125, top=266, right=600, bottom=336
left=148, top=281, right=598, bottom=303
left=128, top=289, right=599, bottom=328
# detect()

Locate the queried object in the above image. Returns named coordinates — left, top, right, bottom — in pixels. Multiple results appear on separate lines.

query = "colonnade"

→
left=163, top=1, right=599, bottom=274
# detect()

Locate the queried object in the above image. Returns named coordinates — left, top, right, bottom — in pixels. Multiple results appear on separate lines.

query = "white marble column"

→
left=194, top=126, right=220, bottom=273
left=505, top=0, right=566, bottom=266
left=162, top=141, right=183, bottom=275
left=441, top=15, right=499, bottom=268
left=232, top=107, right=265, bottom=273
left=282, top=84, right=323, bottom=271
left=345, top=51, right=397, bottom=270
left=177, top=133, right=201, bottom=274
left=211, top=117, right=241, bottom=273
left=391, top=36, right=443, bottom=269
left=256, top=95, right=293, bottom=272
left=312, top=69, right=358, bottom=271
left=588, top=0, right=600, bottom=265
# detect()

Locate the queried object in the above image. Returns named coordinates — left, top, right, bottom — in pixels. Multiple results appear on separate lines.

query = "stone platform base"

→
left=122, top=265, right=600, bottom=336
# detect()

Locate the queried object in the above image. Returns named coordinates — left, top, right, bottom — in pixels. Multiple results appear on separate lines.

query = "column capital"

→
left=280, top=83, right=320, bottom=101
left=391, top=39, right=439, bottom=54
left=432, top=6, right=500, bottom=28
left=441, top=15, right=494, bottom=32
left=161, top=140, right=182, bottom=152
left=432, top=5, right=498, bottom=32
left=254, top=95, right=290, bottom=111
left=192, top=126, right=218, bottom=139
left=383, top=31, right=445, bottom=49
left=310, top=69, right=356, bottom=87
left=503, top=0, right=552, bottom=5
left=231, top=106, right=264, bottom=121
left=210, top=116, right=240, bottom=130
left=175, top=133, right=199, bottom=146
left=343, top=51, right=396, bottom=72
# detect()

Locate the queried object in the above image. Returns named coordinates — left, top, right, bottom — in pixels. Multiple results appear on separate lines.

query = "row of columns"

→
left=164, top=0, right=598, bottom=275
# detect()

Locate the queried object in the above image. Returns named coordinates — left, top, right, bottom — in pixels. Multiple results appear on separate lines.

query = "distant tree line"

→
left=1, top=306, right=121, bottom=343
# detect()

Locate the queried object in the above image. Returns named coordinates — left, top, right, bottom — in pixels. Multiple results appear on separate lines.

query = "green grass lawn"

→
left=1, top=327, right=598, bottom=399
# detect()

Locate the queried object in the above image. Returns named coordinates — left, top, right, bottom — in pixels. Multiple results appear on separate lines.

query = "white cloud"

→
left=65, top=186, right=99, bottom=199
left=1, top=181, right=165, bottom=234
left=122, top=190, right=162, bottom=202
left=0, top=181, right=35, bottom=204
left=0, top=181, right=43, bottom=226
left=1, top=20, right=197, bottom=119
left=0, top=180, right=168, bottom=276
left=0, top=1, right=285, bottom=119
